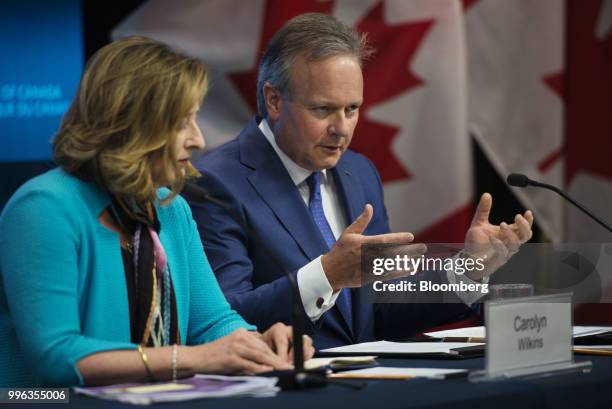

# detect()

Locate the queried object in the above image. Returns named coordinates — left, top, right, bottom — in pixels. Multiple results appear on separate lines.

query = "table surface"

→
left=19, top=355, right=612, bottom=409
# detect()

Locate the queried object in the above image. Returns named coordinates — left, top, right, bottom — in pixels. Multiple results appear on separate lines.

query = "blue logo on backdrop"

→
left=0, top=0, right=82, bottom=162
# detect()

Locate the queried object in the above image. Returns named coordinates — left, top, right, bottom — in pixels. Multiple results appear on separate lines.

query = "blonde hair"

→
left=53, top=36, right=208, bottom=204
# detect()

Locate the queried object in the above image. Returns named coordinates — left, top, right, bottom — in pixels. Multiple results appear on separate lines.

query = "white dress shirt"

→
left=259, top=119, right=345, bottom=320
left=258, top=119, right=485, bottom=321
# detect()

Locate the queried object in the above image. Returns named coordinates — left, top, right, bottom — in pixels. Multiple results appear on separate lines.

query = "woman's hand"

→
left=191, top=328, right=292, bottom=375
left=260, top=322, right=315, bottom=363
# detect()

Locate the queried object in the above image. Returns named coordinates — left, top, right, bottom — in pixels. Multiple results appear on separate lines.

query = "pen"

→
left=442, top=337, right=485, bottom=343
left=573, top=347, right=612, bottom=357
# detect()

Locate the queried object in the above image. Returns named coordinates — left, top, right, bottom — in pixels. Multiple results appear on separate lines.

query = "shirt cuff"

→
left=297, top=256, right=340, bottom=321
left=445, top=254, right=489, bottom=306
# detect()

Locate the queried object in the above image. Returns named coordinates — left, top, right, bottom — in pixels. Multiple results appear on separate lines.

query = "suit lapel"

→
left=239, top=120, right=373, bottom=341
left=332, top=159, right=373, bottom=342
left=239, top=120, right=328, bottom=261
left=332, top=159, right=366, bottom=225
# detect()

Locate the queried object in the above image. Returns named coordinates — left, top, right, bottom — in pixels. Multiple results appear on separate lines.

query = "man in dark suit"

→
left=189, top=13, right=533, bottom=349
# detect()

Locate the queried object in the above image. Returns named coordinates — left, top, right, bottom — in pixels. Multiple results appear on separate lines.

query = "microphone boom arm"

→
left=507, top=173, right=612, bottom=234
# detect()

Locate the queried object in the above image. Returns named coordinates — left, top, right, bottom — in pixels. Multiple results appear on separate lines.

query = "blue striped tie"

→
left=306, top=172, right=352, bottom=331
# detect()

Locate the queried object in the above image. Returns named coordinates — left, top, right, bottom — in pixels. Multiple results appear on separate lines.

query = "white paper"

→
left=573, top=344, right=612, bottom=351
left=321, top=341, right=483, bottom=355
left=425, top=325, right=612, bottom=339
left=425, top=326, right=484, bottom=339
left=573, top=326, right=612, bottom=338
left=336, top=366, right=467, bottom=379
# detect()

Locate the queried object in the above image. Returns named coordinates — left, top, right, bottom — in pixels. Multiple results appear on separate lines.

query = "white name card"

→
left=485, top=293, right=573, bottom=375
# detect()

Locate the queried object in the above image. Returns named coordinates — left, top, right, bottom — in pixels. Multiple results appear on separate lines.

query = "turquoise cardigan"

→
left=0, top=168, right=254, bottom=387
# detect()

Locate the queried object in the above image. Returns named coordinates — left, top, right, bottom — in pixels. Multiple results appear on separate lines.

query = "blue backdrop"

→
left=0, top=0, right=82, bottom=162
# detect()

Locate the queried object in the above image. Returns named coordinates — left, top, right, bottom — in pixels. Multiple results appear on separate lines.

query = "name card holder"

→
left=469, top=293, right=591, bottom=382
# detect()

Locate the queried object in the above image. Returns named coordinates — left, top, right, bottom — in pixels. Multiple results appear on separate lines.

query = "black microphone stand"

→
left=182, top=182, right=364, bottom=390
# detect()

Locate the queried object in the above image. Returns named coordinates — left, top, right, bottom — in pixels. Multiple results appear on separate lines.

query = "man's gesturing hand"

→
left=321, top=204, right=427, bottom=292
left=463, top=193, right=534, bottom=281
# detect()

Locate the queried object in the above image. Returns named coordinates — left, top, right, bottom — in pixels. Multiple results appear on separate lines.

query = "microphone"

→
left=506, top=173, right=529, bottom=188
left=182, top=182, right=362, bottom=390
left=506, top=173, right=612, bottom=233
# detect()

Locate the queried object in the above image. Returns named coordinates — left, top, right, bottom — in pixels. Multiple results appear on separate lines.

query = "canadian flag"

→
left=565, top=0, right=612, bottom=324
left=113, top=0, right=611, bottom=244
left=113, top=0, right=473, bottom=242
left=464, top=0, right=612, bottom=323
left=465, top=0, right=612, bottom=243
left=464, top=0, right=566, bottom=241
left=565, top=0, right=612, bottom=243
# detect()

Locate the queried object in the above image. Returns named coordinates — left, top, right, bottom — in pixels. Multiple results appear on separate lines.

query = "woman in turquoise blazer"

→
left=0, top=36, right=312, bottom=387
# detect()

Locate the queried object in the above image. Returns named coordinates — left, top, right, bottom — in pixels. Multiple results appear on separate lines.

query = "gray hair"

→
left=256, top=13, right=373, bottom=117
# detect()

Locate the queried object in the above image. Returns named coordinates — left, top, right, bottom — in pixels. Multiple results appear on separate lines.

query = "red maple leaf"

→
left=565, top=0, right=612, bottom=185
left=537, top=72, right=565, bottom=173
left=228, top=0, right=435, bottom=184
left=543, top=72, right=564, bottom=99
left=350, top=2, right=434, bottom=183
left=228, top=0, right=334, bottom=114
left=461, top=0, right=480, bottom=11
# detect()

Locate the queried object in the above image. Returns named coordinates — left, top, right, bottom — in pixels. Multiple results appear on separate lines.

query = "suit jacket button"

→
left=316, top=297, right=324, bottom=308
